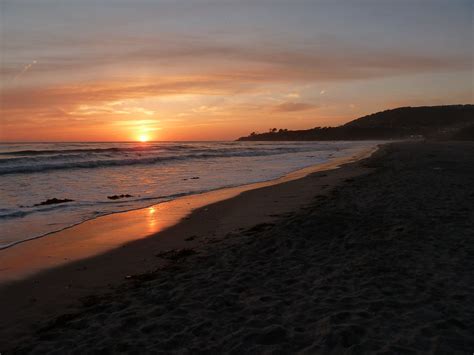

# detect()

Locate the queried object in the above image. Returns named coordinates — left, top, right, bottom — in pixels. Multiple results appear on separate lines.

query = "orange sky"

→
left=1, top=1, right=472, bottom=142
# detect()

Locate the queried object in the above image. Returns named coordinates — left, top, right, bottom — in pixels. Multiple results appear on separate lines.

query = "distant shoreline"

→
left=237, top=104, right=474, bottom=141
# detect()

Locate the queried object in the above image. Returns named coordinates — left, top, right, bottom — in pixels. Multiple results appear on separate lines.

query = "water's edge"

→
left=0, top=145, right=379, bottom=252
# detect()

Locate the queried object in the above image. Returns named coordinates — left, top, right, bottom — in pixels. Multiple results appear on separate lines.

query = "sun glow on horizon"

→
left=138, top=134, right=150, bottom=142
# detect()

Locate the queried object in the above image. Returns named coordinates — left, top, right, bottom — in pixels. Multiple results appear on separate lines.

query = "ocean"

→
left=0, top=141, right=376, bottom=248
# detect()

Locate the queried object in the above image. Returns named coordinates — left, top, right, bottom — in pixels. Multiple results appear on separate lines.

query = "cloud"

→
left=0, top=75, right=254, bottom=112
left=272, top=102, right=318, bottom=112
left=192, top=105, right=221, bottom=113
left=0, top=73, right=269, bottom=131
left=2, top=34, right=471, bottom=86
left=1, top=34, right=471, bottom=137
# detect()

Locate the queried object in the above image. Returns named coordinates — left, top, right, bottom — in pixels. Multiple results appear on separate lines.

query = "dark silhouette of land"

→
left=238, top=105, right=474, bottom=141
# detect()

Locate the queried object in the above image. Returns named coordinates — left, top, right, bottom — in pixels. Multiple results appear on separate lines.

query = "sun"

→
left=138, top=134, right=149, bottom=143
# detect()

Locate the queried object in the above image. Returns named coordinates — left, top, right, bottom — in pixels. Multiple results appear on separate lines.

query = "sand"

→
left=0, top=146, right=377, bottom=349
left=2, top=141, right=474, bottom=353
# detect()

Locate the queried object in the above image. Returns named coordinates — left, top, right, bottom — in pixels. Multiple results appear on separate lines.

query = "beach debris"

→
left=107, top=194, right=133, bottom=200
left=190, top=176, right=200, bottom=179
left=155, top=248, right=197, bottom=261
left=33, top=198, right=74, bottom=206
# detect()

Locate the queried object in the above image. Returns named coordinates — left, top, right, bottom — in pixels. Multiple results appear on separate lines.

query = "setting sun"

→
left=138, top=134, right=149, bottom=142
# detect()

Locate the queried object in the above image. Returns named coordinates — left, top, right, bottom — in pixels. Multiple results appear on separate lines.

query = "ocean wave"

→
left=0, top=147, right=319, bottom=175
left=0, top=203, right=77, bottom=219
left=0, top=144, right=198, bottom=156
left=0, top=210, right=31, bottom=219
left=0, top=142, right=332, bottom=157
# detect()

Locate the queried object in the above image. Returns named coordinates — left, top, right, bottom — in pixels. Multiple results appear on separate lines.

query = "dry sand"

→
left=2, top=142, right=474, bottom=353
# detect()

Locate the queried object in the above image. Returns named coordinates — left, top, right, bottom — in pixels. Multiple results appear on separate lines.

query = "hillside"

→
left=237, top=105, right=474, bottom=141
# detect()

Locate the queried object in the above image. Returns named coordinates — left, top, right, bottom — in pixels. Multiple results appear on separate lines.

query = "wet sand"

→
left=0, top=146, right=377, bottom=349
left=2, top=142, right=473, bottom=353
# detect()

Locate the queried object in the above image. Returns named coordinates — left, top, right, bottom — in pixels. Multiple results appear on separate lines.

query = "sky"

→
left=0, top=0, right=472, bottom=141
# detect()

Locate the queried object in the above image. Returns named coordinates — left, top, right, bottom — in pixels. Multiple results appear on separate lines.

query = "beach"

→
left=0, top=141, right=373, bottom=248
left=1, top=141, right=473, bottom=353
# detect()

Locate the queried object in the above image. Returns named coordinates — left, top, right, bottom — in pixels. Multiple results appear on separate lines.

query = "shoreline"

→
left=0, top=141, right=378, bottom=250
left=0, top=145, right=376, bottom=252
left=0, top=144, right=378, bottom=283
left=0, top=144, right=380, bottom=348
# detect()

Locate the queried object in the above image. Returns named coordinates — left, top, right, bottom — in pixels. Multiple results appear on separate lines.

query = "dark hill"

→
left=237, top=105, right=474, bottom=141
